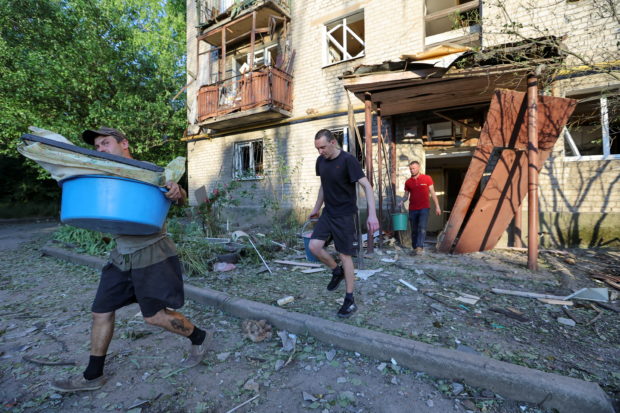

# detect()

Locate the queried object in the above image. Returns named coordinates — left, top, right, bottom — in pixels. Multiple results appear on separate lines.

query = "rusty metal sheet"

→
left=437, top=89, right=576, bottom=253
left=454, top=150, right=522, bottom=253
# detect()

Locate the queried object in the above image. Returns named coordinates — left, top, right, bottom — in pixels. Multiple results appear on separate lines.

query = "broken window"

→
left=424, top=0, right=480, bottom=47
left=330, top=125, right=365, bottom=165
left=233, top=140, right=264, bottom=179
left=564, top=92, right=619, bottom=158
left=324, top=11, right=365, bottom=65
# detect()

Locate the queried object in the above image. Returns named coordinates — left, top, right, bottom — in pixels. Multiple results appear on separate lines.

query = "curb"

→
left=42, top=245, right=107, bottom=270
left=41, top=246, right=615, bottom=413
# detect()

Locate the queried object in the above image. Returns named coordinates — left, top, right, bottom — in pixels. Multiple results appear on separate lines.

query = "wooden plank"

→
left=301, top=268, right=325, bottom=274
left=273, top=260, right=322, bottom=268
left=491, top=288, right=566, bottom=300
left=537, top=298, right=574, bottom=306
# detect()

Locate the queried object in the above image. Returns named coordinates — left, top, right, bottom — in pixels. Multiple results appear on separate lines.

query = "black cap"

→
left=82, top=127, right=128, bottom=145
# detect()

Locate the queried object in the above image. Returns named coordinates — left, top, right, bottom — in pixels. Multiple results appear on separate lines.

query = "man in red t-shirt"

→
left=398, top=161, right=441, bottom=254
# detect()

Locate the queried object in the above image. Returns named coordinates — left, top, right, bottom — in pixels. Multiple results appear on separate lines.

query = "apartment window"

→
left=564, top=92, right=619, bottom=159
left=331, top=125, right=365, bottom=165
left=233, top=140, right=264, bottom=179
left=324, top=11, right=365, bottom=66
left=424, top=0, right=481, bottom=47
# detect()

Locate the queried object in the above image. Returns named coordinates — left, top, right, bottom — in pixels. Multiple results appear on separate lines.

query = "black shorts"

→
left=91, top=255, right=184, bottom=318
left=310, top=213, right=358, bottom=256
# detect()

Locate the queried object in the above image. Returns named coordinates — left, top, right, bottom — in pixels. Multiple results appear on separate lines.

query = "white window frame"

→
left=323, top=11, right=365, bottom=67
left=233, top=140, right=264, bottom=180
left=564, top=92, right=620, bottom=162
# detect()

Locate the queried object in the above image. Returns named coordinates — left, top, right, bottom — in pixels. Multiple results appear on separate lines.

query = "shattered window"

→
left=564, top=92, right=619, bottom=158
left=330, top=126, right=365, bottom=166
left=234, top=140, right=264, bottom=179
left=324, top=11, right=365, bottom=65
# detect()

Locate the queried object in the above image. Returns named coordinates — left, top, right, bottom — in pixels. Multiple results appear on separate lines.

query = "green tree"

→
left=0, top=0, right=187, bottom=210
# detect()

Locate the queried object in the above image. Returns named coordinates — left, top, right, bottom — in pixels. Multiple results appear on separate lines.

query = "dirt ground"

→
left=1, top=221, right=618, bottom=413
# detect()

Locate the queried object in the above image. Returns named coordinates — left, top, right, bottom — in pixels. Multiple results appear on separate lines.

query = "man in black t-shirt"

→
left=309, top=129, right=379, bottom=317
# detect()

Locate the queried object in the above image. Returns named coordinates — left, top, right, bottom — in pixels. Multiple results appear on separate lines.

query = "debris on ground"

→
left=213, top=262, right=236, bottom=272
left=3, top=222, right=618, bottom=412
left=240, top=319, right=273, bottom=342
left=276, top=296, right=295, bottom=306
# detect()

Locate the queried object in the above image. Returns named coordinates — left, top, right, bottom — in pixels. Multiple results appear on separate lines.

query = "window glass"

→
left=565, top=92, right=619, bottom=157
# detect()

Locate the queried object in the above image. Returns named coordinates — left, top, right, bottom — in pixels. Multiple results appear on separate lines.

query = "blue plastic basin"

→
left=59, top=175, right=171, bottom=235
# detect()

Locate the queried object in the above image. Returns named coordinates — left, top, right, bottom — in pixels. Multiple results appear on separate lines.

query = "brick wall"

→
left=482, top=0, right=619, bottom=67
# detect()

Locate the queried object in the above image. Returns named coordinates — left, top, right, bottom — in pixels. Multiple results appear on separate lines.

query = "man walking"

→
left=51, top=127, right=208, bottom=392
left=308, top=129, right=379, bottom=317
left=399, top=161, right=441, bottom=255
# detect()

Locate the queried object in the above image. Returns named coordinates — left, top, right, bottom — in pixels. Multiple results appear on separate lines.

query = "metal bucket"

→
left=59, top=175, right=171, bottom=235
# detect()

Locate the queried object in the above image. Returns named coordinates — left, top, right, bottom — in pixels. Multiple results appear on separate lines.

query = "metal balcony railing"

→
left=197, top=66, right=293, bottom=122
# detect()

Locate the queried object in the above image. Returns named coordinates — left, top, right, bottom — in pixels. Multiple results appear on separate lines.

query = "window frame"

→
left=322, top=10, right=365, bottom=67
left=563, top=90, right=620, bottom=162
left=233, top=139, right=264, bottom=180
left=330, top=124, right=365, bottom=165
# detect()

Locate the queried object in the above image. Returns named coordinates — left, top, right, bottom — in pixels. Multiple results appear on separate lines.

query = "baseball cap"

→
left=82, top=127, right=128, bottom=145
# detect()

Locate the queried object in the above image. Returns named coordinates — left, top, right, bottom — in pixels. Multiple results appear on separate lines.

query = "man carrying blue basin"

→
left=51, top=127, right=208, bottom=392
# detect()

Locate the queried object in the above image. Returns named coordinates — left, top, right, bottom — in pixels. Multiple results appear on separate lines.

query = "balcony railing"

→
left=197, top=66, right=293, bottom=122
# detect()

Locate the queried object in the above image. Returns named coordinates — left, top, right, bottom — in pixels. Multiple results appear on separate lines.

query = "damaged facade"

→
left=184, top=0, right=619, bottom=248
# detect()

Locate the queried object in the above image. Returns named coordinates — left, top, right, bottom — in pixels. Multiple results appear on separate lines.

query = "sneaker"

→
left=337, top=299, right=357, bottom=318
left=50, top=375, right=107, bottom=393
left=326, top=266, right=344, bottom=291
left=180, top=342, right=207, bottom=368
left=415, top=247, right=424, bottom=255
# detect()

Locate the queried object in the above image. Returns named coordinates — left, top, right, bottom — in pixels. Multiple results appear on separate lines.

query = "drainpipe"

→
left=527, top=73, right=539, bottom=271
left=364, top=92, right=374, bottom=253
left=377, top=102, right=383, bottom=249
left=390, top=117, right=397, bottom=213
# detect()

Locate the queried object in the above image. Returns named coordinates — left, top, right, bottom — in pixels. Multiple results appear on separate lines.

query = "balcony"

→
left=197, top=66, right=293, bottom=130
left=196, top=0, right=290, bottom=30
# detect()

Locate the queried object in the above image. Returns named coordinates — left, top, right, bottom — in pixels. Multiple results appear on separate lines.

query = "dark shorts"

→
left=310, top=213, right=358, bottom=256
left=92, top=254, right=184, bottom=318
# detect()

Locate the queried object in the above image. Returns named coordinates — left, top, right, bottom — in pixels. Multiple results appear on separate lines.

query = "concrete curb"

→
left=41, top=245, right=107, bottom=270
left=41, top=246, right=614, bottom=413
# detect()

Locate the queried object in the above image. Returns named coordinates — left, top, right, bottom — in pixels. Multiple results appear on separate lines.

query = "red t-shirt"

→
left=404, top=174, right=434, bottom=211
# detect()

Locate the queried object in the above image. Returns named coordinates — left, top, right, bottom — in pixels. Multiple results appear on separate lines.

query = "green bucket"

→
left=392, top=213, right=408, bottom=231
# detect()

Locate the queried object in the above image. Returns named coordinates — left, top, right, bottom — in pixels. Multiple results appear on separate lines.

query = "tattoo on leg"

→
left=170, top=318, right=191, bottom=334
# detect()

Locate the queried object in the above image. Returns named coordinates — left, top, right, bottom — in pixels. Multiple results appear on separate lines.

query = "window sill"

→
left=564, top=154, right=620, bottom=162
left=322, top=55, right=364, bottom=69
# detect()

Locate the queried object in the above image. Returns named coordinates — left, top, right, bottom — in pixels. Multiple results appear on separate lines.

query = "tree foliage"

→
left=0, top=0, right=187, bottom=204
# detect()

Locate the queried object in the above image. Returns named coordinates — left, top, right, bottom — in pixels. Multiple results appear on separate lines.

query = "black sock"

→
left=188, top=326, right=206, bottom=346
left=83, top=355, right=106, bottom=380
left=345, top=293, right=354, bottom=302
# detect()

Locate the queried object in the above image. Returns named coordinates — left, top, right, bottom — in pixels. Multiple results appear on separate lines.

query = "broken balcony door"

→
left=437, top=89, right=576, bottom=254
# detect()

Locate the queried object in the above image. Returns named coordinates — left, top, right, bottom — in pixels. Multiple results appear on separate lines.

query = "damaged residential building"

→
left=184, top=0, right=619, bottom=249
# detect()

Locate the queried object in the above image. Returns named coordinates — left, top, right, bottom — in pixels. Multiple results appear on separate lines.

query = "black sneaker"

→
left=337, top=299, right=357, bottom=318
left=327, top=266, right=344, bottom=291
